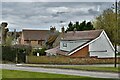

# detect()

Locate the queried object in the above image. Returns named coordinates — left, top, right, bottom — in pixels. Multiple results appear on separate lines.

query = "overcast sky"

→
left=1, top=1, right=114, bottom=31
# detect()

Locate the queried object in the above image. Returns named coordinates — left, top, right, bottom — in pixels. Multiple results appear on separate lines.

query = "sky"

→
left=1, top=0, right=115, bottom=31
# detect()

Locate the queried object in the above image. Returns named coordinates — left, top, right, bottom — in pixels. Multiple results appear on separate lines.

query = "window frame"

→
left=63, top=43, right=67, bottom=47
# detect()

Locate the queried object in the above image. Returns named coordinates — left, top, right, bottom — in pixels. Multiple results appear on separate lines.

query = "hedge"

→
left=2, top=46, right=16, bottom=62
left=27, top=56, right=120, bottom=64
left=2, top=45, right=32, bottom=63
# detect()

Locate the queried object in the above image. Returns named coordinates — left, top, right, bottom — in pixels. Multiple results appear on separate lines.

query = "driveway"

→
left=1, top=64, right=119, bottom=79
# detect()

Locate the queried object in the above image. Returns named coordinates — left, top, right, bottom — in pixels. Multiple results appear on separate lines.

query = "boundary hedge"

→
left=27, top=56, right=120, bottom=64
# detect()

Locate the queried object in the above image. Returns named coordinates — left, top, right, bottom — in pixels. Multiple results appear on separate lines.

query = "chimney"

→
left=73, top=28, right=76, bottom=35
left=61, top=26, right=65, bottom=33
left=61, top=26, right=65, bottom=39
left=53, top=26, right=56, bottom=32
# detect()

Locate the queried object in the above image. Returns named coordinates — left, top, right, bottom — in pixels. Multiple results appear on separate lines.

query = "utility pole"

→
left=114, top=0, right=118, bottom=68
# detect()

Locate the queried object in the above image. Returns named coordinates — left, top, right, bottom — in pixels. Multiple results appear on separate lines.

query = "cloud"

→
left=2, top=0, right=115, bottom=2
left=1, top=2, right=113, bottom=31
left=47, top=7, right=70, bottom=13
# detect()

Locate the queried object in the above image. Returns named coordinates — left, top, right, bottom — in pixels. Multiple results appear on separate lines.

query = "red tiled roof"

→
left=22, top=29, right=49, bottom=40
left=62, top=30, right=103, bottom=40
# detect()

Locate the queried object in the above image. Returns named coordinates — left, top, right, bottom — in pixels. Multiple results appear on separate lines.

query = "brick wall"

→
left=70, top=45, right=89, bottom=58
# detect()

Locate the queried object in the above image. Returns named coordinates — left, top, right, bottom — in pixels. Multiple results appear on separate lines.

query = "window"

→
left=63, top=43, right=67, bottom=47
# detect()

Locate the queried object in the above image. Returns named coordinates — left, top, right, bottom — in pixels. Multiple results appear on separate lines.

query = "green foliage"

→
left=2, top=46, right=16, bottom=62
left=37, top=66, right=119, bottom=73
left=2, top=45, right=32, bottom=63
left=117, top=52, right=120, bottom=56
left=94, top=6, right=120, bottom=44
left=2, top=69, right=103, bottom=79
left=94, top=9, right=116, bottom=43
left=1, top=22, right=9, bottom=45
left=5, top=36, right=14, bottom=46
left=32, top=48, right=46, bottom=56
left=67, top=21, right=74, bottom=31
left=66, top=21, right=94, bottom=32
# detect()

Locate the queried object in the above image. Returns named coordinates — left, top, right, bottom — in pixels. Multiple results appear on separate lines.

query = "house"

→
left=46, top=29, right=115, bottom=58
left=20, top=29, right=50, bottom=48
left=20, top=27, right=58, bottom=48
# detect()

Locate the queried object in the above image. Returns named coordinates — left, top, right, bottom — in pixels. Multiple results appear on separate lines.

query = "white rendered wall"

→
left=60, top=40, right=88, bottom=51
left=89, top=32, right=114, bottom=58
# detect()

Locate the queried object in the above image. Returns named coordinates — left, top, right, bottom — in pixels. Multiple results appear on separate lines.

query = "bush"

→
left=2, top=46, right=16, bottom=62
left=2, top=45, right=32, bottom=63
left=32, top=48, right=46, bottom=56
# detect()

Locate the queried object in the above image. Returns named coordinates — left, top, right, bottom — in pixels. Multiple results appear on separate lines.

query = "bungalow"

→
left=46, top=29, right=115, bottom=58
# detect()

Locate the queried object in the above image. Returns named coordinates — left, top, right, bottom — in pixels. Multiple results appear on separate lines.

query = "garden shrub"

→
left=2, top=45, right=32, bottom=63
left=2, top=46, right=16, bottom=62
left=32, top=48, right=46, bottom=56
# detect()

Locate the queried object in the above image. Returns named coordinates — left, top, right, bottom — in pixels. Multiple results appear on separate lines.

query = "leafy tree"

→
left=67, top=21, right=74, bottom=31
left=5, top=36, right=14, bottom=46
left=85, top=22, right=94, bottom=30
left=118, top=1, right=120, bottom=45
left=79, top=21, right=86, bottom=31
left=94, top=7, right=120, bottom=44
left=66, top=21, right=94, bottom=32
left=1, top=22, right=9, bottom=45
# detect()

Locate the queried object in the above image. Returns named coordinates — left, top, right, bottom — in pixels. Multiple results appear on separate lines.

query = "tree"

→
left=67, top=21, right=74, bottom=31
left=1, top=22, right=9, bottom=45
left=66, top=21, right=94, bottom=32
left=118, top=1, right=120, bottom=45
left=94, top=7, right=120, bottom=44
left=74, top=21, right=79, bottom=30
left=79, top=20, right=86, bottom=31
left=85, top=22, right=94, bottom=30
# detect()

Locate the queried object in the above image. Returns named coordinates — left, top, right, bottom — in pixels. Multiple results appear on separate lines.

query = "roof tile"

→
left=22, top=29, right=49, bottom=40
left=62, top=30, right=103, bottom=40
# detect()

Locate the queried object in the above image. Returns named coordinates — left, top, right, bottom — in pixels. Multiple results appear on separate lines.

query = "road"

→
left=0, top=64, right=119, bottom=79
left=17, top=63, right=120, bottom=67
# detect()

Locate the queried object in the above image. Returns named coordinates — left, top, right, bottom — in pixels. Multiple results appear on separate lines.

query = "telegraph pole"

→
left=114, top=0, right=118, bottom=68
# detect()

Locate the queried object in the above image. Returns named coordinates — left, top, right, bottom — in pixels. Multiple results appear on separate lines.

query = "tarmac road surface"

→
left=0, top=64, right=119, bottom=79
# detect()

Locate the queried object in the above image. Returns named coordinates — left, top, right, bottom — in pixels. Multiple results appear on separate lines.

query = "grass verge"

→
left=41, top=66, right=120, bottom=73
left=20, top=64, right=120, bottom=73
left=2, top=69, right=115, bottom=80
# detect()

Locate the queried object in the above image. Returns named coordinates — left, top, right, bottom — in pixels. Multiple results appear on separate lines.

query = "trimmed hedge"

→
left=2, top=45, right=32, bottom=63
left=2, top=46, right=16, bottom=62
left=27, top=56, right=120, bottom=64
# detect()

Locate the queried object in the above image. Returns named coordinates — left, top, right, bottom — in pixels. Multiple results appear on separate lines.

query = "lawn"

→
left=20, top=64, right=119, bottom=73
left=45, top=66, right=120, bottom=72
left=39, top=66, right=119, bottom=73
left=2, top=69, right=114, bottom=80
